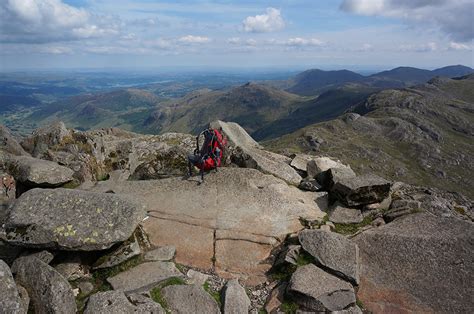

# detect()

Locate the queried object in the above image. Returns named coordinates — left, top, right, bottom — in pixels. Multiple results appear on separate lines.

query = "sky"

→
left=0, top=0, right=473, bottom=71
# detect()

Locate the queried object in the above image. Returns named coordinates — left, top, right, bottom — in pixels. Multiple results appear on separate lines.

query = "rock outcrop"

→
left=5, top=188, right=145, bottom=250
left=12, top=256, right=77, bottom=313
left=0, top=125, right=28, bottom=156
left=355, top=213, right=474, bottom=313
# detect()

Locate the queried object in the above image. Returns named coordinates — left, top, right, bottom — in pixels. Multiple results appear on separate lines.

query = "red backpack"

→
left=194, top=128, right=226, bottom=171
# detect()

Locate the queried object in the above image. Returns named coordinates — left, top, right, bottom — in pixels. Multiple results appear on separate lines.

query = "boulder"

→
left=290, top=154, right=314, bottom=173
left=0, top=259, right=24, bottom=314
left=211, top=120, right=301, bottom=185
left=106, top=261, right=182, bottom=293
left=0, top=125, right=28, bottom=156
left=54, top=256, right=88, bottom=281
left=222, top=279, right=251, bottom=314
left=84, top=290, right=165, bottom=314
left=299, top=229, right=359, bottom=284
left=186, top=269, right=209, bottom=286
left=20, top=121, right=70, bottom=157
left=11, top=256, right=77, bottom=313
left=7, top=155, right=74, bottom=187
left=329, top=203, right=364, bottom=224
left=161, top=284, right=221, bottom=314
left=16, top=284, right=29, bottom=314
left=93, top=236, right=141, bottom=269
left=264, top=282, right=287, bottom=313
left=5, top=188, right=145, bottom=250
left=129, top=146, right=189, bottom=180
left=274, top=245, right=301, bottom=267
left=307, top=157, right=354, bottom=187
left=92, top=168, right=325, bottom=285
left=288, top=264, right=356, bottom=311
left=144, top=246, right=176, bottom=262
left=298, top=179, right=322, bottom=192
left=355, top=213, right=474, bottom=313
left=20, top=250, right=55, bottom=264
left=329, top=172, right=391, bottom=206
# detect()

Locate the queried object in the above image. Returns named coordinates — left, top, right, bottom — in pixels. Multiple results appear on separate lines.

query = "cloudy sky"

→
left=0, top=0, right=473, bottom=70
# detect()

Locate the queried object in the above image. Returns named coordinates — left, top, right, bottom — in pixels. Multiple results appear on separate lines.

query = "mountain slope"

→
left=265, top=76, right=474, bottom=198
left=432, top=65, right=474, bottom=78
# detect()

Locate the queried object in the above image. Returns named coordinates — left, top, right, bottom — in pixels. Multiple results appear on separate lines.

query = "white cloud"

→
left=340, top=0, right=474, bottom=42
left=242, top=8, right=285, bottom=33
left=398, top=42, right=438, bottom=52
left=227, top=37, right=241, bottom=45
left=449, top=42, right=471, bottom=50
left=285, top=37, right=324, bottom=47
left=178, top=35, right=211, bottom=44
left=0, top=0, right=121, bottom=43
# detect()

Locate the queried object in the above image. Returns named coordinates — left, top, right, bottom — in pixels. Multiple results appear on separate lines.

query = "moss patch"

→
left=203, top=281, right=221, bottom=306
left=280, top=300, right=299, bottom=314
left=150, top=277, right=186, bottom=313
left=333, top=215, right=373, bottom=235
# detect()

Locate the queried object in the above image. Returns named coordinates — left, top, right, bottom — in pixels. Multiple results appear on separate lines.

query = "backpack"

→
left=194, top=128, right=226, bottom=171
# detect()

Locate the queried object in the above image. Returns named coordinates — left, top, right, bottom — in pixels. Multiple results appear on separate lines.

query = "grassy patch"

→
left=203, top=281, right=221, bottom=306
left=258, top=309, right=268, bottom=314
left=92, top=255, right=143, bottom=289
left=454, top=206, right=466, bottom=216
left=333, top=215, right=373, bottom=235
left=280, top=300, right=299, bottom=314
left=356, top=298, right=365, bottom=309
left=295, top=251, right=315, bottom=266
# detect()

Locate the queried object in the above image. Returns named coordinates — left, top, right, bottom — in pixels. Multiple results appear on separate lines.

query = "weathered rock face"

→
left=144, top=246, right=176, bottom=262
left=223, top=279, right=251, bottom=314
left=355, top=213, right=474, bottom=313
left=7, top=155, right=74, bottom=187
left=12, top=256, right=77, bottom=313
left=84, top=290, right=165, bottom=314
left=93, top=236, right=141, bottom=269
left=21, top=121, right=70, bottom=157
left=5, top=188, right=145, bottom=250
left=92, top=168, right=325, bottom=285
left=288, top=264, right=356, bottom=311
left=106, top=261, right=182, bottom=293
left=299, top=229, right=360, bottom=284
left=212, top=120, right=302, bottom=185
left=161, top=284, right=221, bottom=314
left=330, top=172, right=391, bottom=206
left=0, top=260, right=24, bottom=314
left=329, top=203, right=363, bottom=224
left=0, top=125, right=28, bottom=156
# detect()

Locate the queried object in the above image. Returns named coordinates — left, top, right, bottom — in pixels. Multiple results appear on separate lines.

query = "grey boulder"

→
left=161, top=284, right=221, bottom=314
left=223, top=279, right=250, bottom=314
left=329, top=203, right=363, bottom=224
left=0, top=259, right=24, bottom=314
left=20, top=121, right=70, bottom=157
left=7, top=155, right=74, bottom=187
left=299, top=229, right=359, bottom=284
left=355, top=213, right=474, bottom=313
left=5, top=188, right=145, bottom=250
left=288, top=264, right=356, bottom=311
left=144, top=246, right=176, bottom=262
left=329, top=172, right=391, bottom=206
left=11, top=256, right=77, bottom=313
left=84, top=290, right=165, bottom=314
left=93, top=236, right=141, bottom=269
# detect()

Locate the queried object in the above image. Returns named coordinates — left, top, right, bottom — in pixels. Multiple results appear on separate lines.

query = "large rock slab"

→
left=329, top=203, right=363, bottom=224
left=223, top=279, right=251, bottom=314
left=330, top=172, right=391, bottom=206
left=12, top=256, right=77, bottom=313
left=288, top=264, right=356, bottom=311
left=355, top=213, right=474, bottom=313
left=7, top=155, right=74, bottom=187
left=211, top=120, right=301, bottom=185
left=84, top=290, right=165, bottom=314
left=161, top=284, right=221, bottom=314
left=92, top=168, right=324, bottom=284
left=5, top=188, right=145, bottom=250
left=0, top=259, right=24, bottom=314
left=106, top=261, right=183, bottom=293
left=299, top=229, right=359, bottom=284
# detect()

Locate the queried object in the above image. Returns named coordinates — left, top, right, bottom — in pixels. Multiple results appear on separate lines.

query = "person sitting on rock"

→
left=188, top=127, right=226, bottom=181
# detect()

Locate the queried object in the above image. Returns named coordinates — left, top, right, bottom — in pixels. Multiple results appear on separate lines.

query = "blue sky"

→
left=0, top=0, right=473, bottom=70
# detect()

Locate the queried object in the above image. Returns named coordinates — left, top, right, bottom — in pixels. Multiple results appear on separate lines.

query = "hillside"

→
left=265, top=76, right=474, bottom=199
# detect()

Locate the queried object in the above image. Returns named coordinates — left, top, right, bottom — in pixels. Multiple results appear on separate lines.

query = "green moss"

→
left=295, top=251, right=315, bottom=266
left=280, top=301, right=299, bottom=314
left=61, top=180, right=80, bottom=189
left=356, top=298, right=365, bottom=309
left=150, top=277, right=186, bottom=313
left=92, top=255, right=143, bottom=289
left=454, top=206, right=466, bottom=216
left=203, top=281, right=221, bottom=306
left=174, top=263, right=186, bottom=273
left=258, top=309, right=268, bottom=314
left=333, top=215, right=373, bottom=235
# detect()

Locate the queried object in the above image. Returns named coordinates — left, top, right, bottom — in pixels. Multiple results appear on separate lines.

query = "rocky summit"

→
left=0, top=120, right=472, bottom=313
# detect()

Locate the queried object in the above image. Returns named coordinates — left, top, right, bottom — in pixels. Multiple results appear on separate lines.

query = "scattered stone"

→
left=329, top=172, right=391, bottom=206
left=223, top=279, right=251, bottom=314
left=264, top=282, right=287, bottom=313
left=84, top=290, right=165, bottom=314
left=329, top=203, right=363, bottom=224
left=77, top=281, right=94, bottom=296
left=274, top=245, right=301, bottom=266
left=161, top=284, right=221, bottom=314
left=355, top=213, right=474, bottom=313
left=298, top=179, right=322, bottom=192
left=144, top=246, right=176, bottom=262
left=93, top=236, right=141, bottom=269
left=383, top=199, right=421, bottom=222
left=288, top=264, right=356, bottom=311
left=7, top=155, right=74, bottom=187
left=299, top=229, right=359, bottom=284
left=107, top=261, right=183, bottom=293
left=12, top=256, right=77, bottom=313
left=5, top=188, right=145, bottom=251
left=0, top=259, right=24, bottom=313
left=186, top=269, right=209, bottom=286
left=320, top=224, right=331, bottom=232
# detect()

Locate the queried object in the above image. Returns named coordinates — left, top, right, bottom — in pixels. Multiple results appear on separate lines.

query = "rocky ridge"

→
left=0, top=120, right=472, bottom=313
